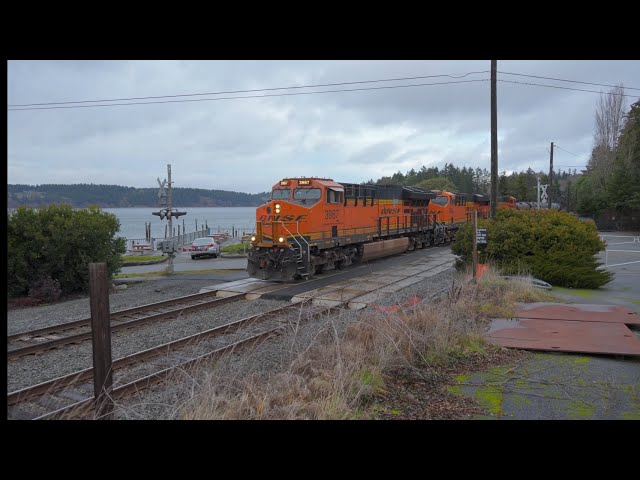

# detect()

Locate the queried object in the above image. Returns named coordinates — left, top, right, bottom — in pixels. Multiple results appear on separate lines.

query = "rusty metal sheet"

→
left=486, top=318, right=640, bottom=356
left=516, top=303, right=640, bottom=325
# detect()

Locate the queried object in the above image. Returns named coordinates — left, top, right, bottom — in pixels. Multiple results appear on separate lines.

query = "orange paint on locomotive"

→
left=427, top=190, right=472, bottom=224
left=252, top=178, right=442, bottom=248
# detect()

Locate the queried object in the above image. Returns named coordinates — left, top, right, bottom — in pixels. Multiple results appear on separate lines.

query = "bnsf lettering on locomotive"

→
left=381, top=208, right=401, bottom=215
left=259, top=214, right=308, bottom=222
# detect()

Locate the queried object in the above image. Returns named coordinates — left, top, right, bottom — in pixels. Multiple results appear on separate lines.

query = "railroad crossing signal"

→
left=152, top=208, right=187, bottom=220
left=157, top=177, right=167, bottom=203
left=540, top=184, right=548, bottom=204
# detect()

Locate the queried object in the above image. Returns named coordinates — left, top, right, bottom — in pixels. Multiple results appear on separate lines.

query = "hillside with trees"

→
left=576, top=91, right=640, bottom=219
left=365, top=88, right=639, bottom=228
left=7, top=184, right=270, bottom=209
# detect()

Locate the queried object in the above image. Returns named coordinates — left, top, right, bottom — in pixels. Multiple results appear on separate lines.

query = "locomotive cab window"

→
left=271, top=189, right=291, bottom=200
left=326, top=188, right=344, bottom=204
left=432, top=195, right=448, bottom=206
left=293, top=188, right=322, bottom=205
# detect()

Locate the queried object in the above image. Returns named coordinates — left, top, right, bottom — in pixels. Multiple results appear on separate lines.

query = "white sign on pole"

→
left=540, top=184, right=548, bottom=204
left=157, top=177, right=167, bottom=200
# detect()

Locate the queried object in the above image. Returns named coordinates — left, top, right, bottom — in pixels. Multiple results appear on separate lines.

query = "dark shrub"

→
left=7, top=204, right=126, bottom=298
left=28, top=276, right=63, bottom=303
left=451, top=209, right=613, bottom=288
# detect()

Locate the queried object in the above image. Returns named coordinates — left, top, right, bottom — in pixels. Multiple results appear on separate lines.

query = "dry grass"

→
left=172, top=266, right=553, bottom=420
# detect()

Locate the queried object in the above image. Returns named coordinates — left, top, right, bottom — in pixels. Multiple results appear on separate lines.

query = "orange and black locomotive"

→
left=247, top=177, right=477, bottom=281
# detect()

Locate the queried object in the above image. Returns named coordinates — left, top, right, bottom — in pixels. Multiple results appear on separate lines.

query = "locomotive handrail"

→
left=296, top=220, right=311, bottom=262
left=279, top=221, right=304, bottom=260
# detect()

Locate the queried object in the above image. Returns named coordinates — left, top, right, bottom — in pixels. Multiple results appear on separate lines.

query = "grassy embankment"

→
left=169, top=268, right=554, bottom=419
left=121, top=255, right=165, bottom=263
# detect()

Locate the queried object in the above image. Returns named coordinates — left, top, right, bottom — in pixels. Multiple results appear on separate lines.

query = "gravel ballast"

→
left=8, top=263, right=461, bottom=418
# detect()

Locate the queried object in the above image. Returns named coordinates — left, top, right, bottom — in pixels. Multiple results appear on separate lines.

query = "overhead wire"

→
left=7, top=78, right=490, bottom=111
left=498, top=79, right=639, bottom=98
left=498, top=70, right=640, bottom=91
left=8, top=70, right=490, bottom=108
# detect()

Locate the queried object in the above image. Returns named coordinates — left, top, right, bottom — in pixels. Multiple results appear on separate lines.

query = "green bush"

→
left=451, top=209, right=612, bottom=288
left=7, top=204, right=126, bottom=298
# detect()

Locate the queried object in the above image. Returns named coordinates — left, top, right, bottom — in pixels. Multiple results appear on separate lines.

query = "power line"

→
left=7, top=79, right=490, bottom=111
left=498, top=70, right=640, bottom=92
left=498, top=79, right=639, bottom=98
left=10, top=71, right=640, bottom=113
left=554, top=145, right=591, bottom=163
left=11, top=67, right=639, bottom=109
left=8, top=70, right=490, bottom=107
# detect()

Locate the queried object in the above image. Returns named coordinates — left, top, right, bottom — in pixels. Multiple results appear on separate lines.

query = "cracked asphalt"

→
left=449, top=231, right=640, bottom=420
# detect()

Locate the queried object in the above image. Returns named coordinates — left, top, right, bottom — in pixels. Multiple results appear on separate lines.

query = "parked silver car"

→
left=189, top=237, right=220, bottom=259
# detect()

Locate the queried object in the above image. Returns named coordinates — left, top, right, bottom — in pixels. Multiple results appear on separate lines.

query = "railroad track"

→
left=8, top=257, right=456, bottom=419
left=7, top=290, right=245, bottom=360
left=7, top=301, right=330, bottom=420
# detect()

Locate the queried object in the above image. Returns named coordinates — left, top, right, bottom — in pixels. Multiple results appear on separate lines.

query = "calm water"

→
left=103, top=207, right=257, bottom=240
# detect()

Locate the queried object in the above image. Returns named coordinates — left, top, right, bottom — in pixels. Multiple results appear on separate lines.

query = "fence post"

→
left=89, top=263, right=114, bottom=420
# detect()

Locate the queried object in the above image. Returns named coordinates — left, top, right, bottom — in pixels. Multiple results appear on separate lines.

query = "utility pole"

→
left=167, top=164, right=174, bottom=274
left=472, top=210, right=478, bottom=280
left=537, top=176, right=541, bottom=210
left=490, top=60, right=498, bottom=218
left=548, top=142, right=554, bottom=209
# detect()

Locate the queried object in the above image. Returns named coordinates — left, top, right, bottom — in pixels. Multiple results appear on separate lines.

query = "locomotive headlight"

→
left=275, top=204, right=281, bottom=209
left=278, top=236, right=285, bottom=243
left=251, top=236, right=256, bottom=242
left=275, top=208, right=281, bottom=213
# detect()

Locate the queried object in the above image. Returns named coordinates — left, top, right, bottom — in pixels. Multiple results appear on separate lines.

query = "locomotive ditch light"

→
left=251, top=236, right=256, bottom=242
left=278, top=237, right=285, bottom=243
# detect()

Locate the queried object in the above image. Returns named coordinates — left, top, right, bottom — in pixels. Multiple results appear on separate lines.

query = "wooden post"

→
left=472, top=210, right=478, bottom=280
left=89, top=263, right=114, bottom=420
left=490, top=59, right=498, bottom=218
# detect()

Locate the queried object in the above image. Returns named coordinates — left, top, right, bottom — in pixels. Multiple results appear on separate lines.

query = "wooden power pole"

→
left=472, top=210, right=478, bottom=279
left=548, top=142, right=554, bottom=209
left=167, top=164, right=174, bottom=274
left=490, top=60, right=498, bottom=218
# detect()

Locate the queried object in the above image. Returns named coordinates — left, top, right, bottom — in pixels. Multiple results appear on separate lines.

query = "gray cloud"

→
left=349, top=141, right=398, bottom=164
left=8, top=60, right=640, bottom=193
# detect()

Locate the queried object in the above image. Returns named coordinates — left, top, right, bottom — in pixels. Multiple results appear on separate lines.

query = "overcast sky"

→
left=8, top=60, right=640, bottom=194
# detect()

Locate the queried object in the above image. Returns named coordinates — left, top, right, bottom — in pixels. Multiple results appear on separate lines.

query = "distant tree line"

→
left=365, top=164, right=578, bottom=206
left=364, top=88, right=639, bottom=220
left=575, top=90, right=640, bottom=219
left=7, top=184, right=270, bottom=208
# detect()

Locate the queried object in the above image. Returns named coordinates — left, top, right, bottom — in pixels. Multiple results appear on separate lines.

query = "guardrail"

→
left=124, top=225, right=256, bottom=252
